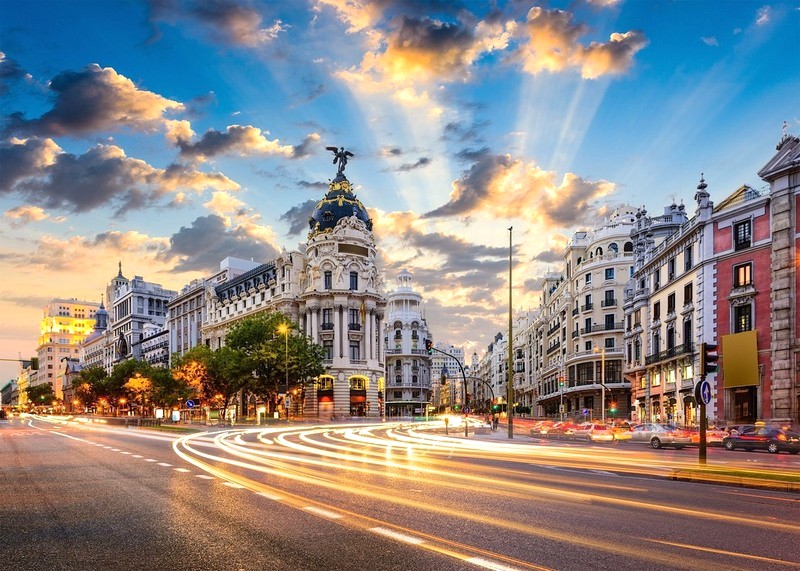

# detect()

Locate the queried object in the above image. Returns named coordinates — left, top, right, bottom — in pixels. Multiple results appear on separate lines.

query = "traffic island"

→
left=670, top=467, right=800, bottom=493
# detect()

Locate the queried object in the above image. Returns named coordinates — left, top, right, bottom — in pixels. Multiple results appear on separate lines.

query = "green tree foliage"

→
left=171, top=345, right=248, bottom=416
left=25, top=383, right=56, bottom=407
left=225, top=312, right=326, bottom=405
left=72, top=365, right=108, bottom=406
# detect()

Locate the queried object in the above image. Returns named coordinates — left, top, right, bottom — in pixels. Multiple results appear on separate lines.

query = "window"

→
left=585, top=341, right=592, bottom=351
left=395, top=376, right=401, bottom=384
left=393, top=390, right=402, bottom=399
left=668, top=258, right=676, bottom=280
left=653, top=268, right=661, bottom=290
left=734, top=263, right=753, bottom=287
left=324, top=271, right=332, bottom=290
left=653, top=302, right=661, bottom=320
left=604, top=314, right=615, bottom=329
left=605, top=268, right=614, bottom=280
left=734, top=304, right=752, bottom=332
left=323, top=341, right=333, bottom=360
left=604, top=338, right=615, bottom=348
left=734, top=220, right=752, bottom=250
left=412, top=375, right=418, bottom=384
left=683, top=282, right=693, bottom=305
left=667, top=293, right=676, bottom=313
left=349, top=343, right=361, bottom=361
left=349, top=308, right=360, bottom=326
left=322, top=308, right=332, bottom=328
left=609, top=243, right=618, bottom=254
left=585, top=273, right=592, bottom=284
left=349, top=271, right=358, bottom=290
left=350, top=377, right=365, bottom=390
left=684, top=246, right=693, bottom=271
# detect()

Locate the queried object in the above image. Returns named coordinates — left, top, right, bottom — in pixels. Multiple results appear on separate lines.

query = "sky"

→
left=1, top=0, right=799, bottom=384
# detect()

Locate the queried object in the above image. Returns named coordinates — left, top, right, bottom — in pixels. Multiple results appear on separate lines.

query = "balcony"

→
left=321, top=322, right=334, bottom=331
left=644, top=342, right=694, bottom=366
left=581, top=303, right=594, bottom=312
left=572, top=307, right=579, bottom=316
left=348, top=323, right=362, bottom=331
left=547, top=323, right=560, bottom=336
left=580, top=322, right=624, bottom=334
left=601, top=298, right=617, bottom=308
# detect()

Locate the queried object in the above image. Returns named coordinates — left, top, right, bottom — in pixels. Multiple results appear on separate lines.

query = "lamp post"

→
left=277, top=323, right=289, bottom=418
left=594, top=346, right=606, bottom=424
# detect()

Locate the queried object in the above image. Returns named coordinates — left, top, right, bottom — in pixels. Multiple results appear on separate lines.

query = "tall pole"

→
left=507, top=226, right=514, bottom=439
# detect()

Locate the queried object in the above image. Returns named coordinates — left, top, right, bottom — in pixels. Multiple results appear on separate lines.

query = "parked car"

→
left=722, top=427, right=800, bottom=454
left=630, top=423, right=692, bottom=449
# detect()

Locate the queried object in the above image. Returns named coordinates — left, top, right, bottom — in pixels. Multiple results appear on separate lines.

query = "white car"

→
left=630, top=423, right=692, bottom=449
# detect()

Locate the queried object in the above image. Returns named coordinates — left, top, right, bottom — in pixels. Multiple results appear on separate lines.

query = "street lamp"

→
left=277, top=323, right=289, bottom=418
left=594, top=346, right=606, bottom=424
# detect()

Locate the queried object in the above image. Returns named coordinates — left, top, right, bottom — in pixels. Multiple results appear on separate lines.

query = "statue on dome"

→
left=326, top=146, right=354, bottom=175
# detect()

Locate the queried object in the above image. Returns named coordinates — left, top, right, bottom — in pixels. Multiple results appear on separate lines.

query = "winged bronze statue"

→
left=326, top=146, right=354, bottom=175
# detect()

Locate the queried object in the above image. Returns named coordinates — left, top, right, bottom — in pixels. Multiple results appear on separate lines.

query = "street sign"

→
left=694, top=380, right=712, bottom=405
left=186, top=400, right=195, bottom=409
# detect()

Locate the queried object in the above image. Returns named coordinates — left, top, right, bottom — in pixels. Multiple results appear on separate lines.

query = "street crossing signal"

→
left=701, top=342, right=719, bottom=376
left=559, top=376, right=565, bottom=387
left=609, top=402, right=618, bottom=414
left=425, top=338, right=433, bottom=355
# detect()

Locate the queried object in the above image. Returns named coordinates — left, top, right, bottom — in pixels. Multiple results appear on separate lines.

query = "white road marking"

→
left=119, top=451, right=132, bottom=455
left=157, top=462, right=172, bottom=467
left=195, top=475, right=214, bottom=479
left=223, top=482, right=245, bottom=489
left=466, top=556, right=524, bottom=570
left=132, top=455, right=143, bottom=458
left=144, top=459, right=157, bottom=462
left=257, top=492, right=284, bottom=501
left=303, top=506, right=342, bottom=519
left=369, top=527, right=424, bottom=544
left=173, top=468, right=191, bottom=473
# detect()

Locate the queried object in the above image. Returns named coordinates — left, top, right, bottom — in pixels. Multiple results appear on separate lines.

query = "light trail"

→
left=172, top=423, right=800, bottom=570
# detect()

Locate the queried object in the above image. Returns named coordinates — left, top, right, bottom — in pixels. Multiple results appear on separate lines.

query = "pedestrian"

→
left=492, top=412, right=499, bottom=431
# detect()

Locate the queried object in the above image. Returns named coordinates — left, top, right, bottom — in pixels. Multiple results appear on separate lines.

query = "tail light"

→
left=778, top=433, right=787, bottom=441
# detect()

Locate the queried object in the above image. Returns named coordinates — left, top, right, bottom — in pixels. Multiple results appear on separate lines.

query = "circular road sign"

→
left=694, top=380, right=712, bottom=405
left=186, top=400, right=195, bottom=409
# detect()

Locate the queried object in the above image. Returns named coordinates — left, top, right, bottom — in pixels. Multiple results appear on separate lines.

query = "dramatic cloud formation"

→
left=170, top=124, right=320, bottom=162
left=516, top=7, right=648, bottom=79
left=163, top=214, right=279, bottom=272
left=0, top=138, right=239, bottom=215
left=422, top=152, right=614, bottom=227
left=281, top=199, right=319, bottom=236
left=4, top=64, right=183, bottom=137
left=149, top=0, right=287, bottom=47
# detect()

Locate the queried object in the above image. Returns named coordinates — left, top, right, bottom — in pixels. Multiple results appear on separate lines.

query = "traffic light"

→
left=701, top=342, right=719, bottom=376
left=424, top=338, right=433, bottom=355
left=559, top=376, right=564, bottom=387
left=609, top=402, right=617, bottom=415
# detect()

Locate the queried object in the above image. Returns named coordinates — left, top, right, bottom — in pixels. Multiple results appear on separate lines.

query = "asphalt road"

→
left=2, top=415, right=799, bottom=571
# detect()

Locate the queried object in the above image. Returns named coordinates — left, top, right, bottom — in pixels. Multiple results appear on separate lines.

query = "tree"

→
left=25, top=383, right=56, bottom=409
left=225, top=312, right=325, bottom=416
left=72, top=365, right=108, bottom=409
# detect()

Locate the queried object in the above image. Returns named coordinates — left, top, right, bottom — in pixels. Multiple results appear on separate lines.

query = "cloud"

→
left=149, top=0, right=287, bottom=47
left=4, top=205, right=49, bottom=225
left=0, top=137, right=239, bottom=215
left=516, top=7, right=648, bottom=79
left=422, top=152, right=615, bottom=227
left=203, top=190, right=247, bottom=216
left=387, top=156, right=431, bottom=172
left=755, top=6, right=770, bottom=26
left=701, top=36, right=719, bottom=46
left=0, top=51, right=28, bottom=94
left=24, top=231, right=169, bottom=272
left=281, top=199, right=319, bottom=236
left=172, top=124, right=320, bottom=162
left=162, top=214, right=280, bottom=272
left=4, top=64, right=183, bottom=137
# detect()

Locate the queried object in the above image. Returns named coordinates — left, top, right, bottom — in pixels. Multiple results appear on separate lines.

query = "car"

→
left=686, top=426, right=728, bottom=446
left=610, top=424, right=633, bottom=441
left=573, top=422, right=615, bottom=442
left=630, top=423, right=692, bottom=449
left=722, top=427, right=800, bottom=454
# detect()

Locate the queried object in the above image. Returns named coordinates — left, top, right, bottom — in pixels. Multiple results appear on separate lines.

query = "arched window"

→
left=624, top=241, right=633, bottom=253
left=595, top=247, right=603, bottom=256
left=608, top=243, right=618, bottom=254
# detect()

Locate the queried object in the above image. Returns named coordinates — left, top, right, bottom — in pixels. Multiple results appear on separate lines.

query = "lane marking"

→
left=119, top=451, right=132, bottom=455
left=257, top=491, right=284, bottom=501
left=144, top=459, right=157, bottom=462
left=369, top=527, right=424, bottom=545
left=132, top=455, right=143, bottom=458
left=466, top=557, right=526, bottom=570
left=303, top=506, right=343, bottom=519
left=157, top=462, right=172, bottom=467
left=173, top=468, right=191, bottom=473
left=195, top=474, right=214, bottom=480
left=223, top=482, right=245, bottom=489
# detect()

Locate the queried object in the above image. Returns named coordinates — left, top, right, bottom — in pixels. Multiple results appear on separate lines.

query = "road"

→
left=1, top=414, right=799, bottom=571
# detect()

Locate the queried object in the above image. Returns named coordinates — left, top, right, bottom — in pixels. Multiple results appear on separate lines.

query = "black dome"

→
left=308, top=174, right=372, bottom=237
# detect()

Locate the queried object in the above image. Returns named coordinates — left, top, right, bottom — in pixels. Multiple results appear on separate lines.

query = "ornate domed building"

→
left=202, top=149, right=387, bottom=419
